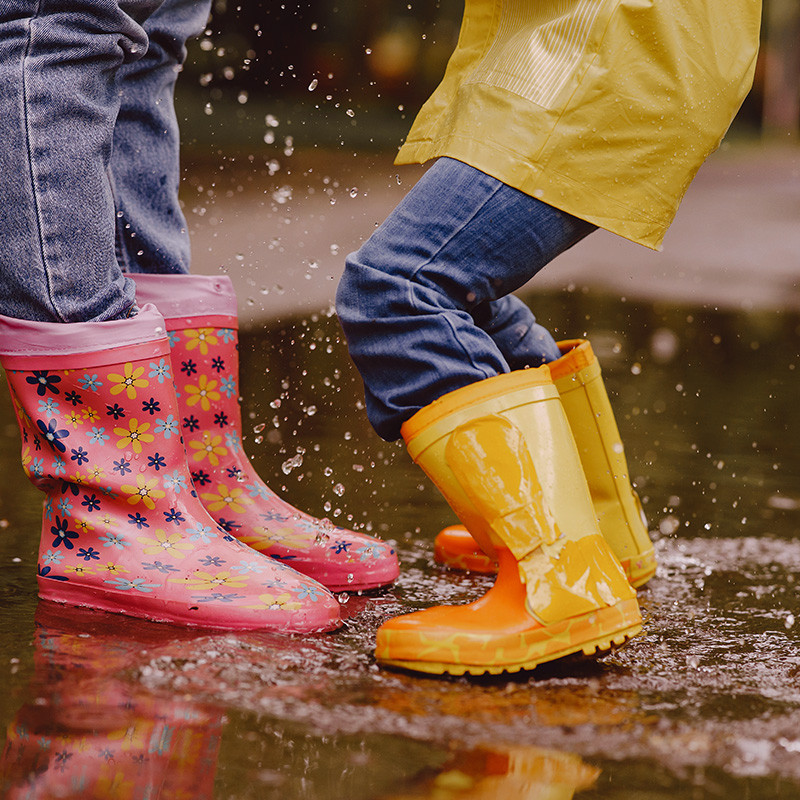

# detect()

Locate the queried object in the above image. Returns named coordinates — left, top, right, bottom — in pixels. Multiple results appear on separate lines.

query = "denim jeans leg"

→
left=0, top=0, right=161, bottom=322
left=112, top=0, right=211, bottom=274
left=336, top=157, right=596, bottom=440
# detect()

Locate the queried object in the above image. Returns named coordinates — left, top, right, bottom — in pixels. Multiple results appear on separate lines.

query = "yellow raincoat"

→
left=396, top=0, right=761, bottom=249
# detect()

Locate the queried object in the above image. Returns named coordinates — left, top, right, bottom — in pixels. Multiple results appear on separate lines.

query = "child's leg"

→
left=336, top=157, right=595, bottom=440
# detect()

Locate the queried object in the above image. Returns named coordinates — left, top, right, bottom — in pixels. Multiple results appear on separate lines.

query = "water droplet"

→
left=338, top=592, right=350, bottom=603
left=253, top=423, right=266, bottom=434
left=333, top=483, right=345, bottom=497
left=308, top=78, right=318, bottom=91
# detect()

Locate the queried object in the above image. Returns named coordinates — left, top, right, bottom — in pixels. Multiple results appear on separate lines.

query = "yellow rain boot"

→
left=376, top=368, right=642, bottom=676
left=434, top=340, right=657, bottom=588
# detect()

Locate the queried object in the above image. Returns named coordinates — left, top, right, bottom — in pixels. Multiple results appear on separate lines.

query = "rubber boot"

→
left=131, top=274, right=399, bottom=592
left=375, top=368, right=641, bottom=675
left=433, top=340, right=656, bottom=588
left=0, top=306, right=340, bottom=632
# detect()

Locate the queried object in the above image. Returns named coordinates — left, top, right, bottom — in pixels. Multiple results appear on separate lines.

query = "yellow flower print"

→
left=88, top=465, right=105, bottom=482
left=201, top=483, right=253, bottom=514
left=21, top=446, right=31, bottom=470
left=114, top=418, right=155, bottom=453
left=184, top=328, right=218, bottom=356
left=246, top=592, right=302, bottom=611
left=184, top=374, right=221, bottom=411
left=63, top=564, right=95, bottom=577
left=101, top=562, right=129, bottom=574
left=74, top=519, right=95, bottom=534
left=64, top=409, right=84, bottom=429
left=188, top=433, right=227, bottom=466
left=138, top=528, right=194, bottom=559
left=81, top=406, right=100, bottom=423
left=68, top=471, right=88, bottom=486
left=239, top=526, right=314, bottom=551
left=108, top=362, right=149, bottom=400
left=172, top=570, right=248, bottom=592
left=122, top=474, right=166, bottom=510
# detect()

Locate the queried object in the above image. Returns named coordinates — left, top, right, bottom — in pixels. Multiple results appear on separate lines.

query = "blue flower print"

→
left=52, top=456, right=66, bottom=475
left=330, top=539, right=352, bottom=555
left=128, top=512, right=150, bottom=529
left=211, top=356, right=225, bottom=372
left=220, top=376, right=236, bottom=398
left=78, top=373, right=103, bottom=391
left=163, top=508, right=185, bottom=525
left=26, top=370, right=61, bottom=396
left=142, top=561, right=180, bottom=574
left=60, top=480, right=80, bottom=497
left=64, top=390, right=82, bottom=406
left=180, top=359, right=197, bottom=376
left=104, top=577, right=160, bottom=592
left=232, top=559, right=268, bottom=574
left=87, top=426, right=109, bottom=445
left=57, top=498, right=74, bottom=515
left=36, top=419, right=69, bottom=452
left=225, top=467, right=243, bottom=479
left=217, top=518, right=242, bottom=532
left=43, top=497, right=54, bottom=520
left=183, top=415, right=200, bottom=432
left=76, top=547, right=100, bottom=562
left=148, top=358, right=172, bottom=384
left=247, top=483, right=273, bottom=500
left=142, top=397, right=161, bottom=415
left=147, top=453, right=166, bottom=471
left=191, top=593, right=246, bottom=603
left=99, top=532, right=130, bottom=550
left=162, top=470, right=187, bottom=494
left=191, top=470, right=211, bottom=487
left=113, top=459, right=132, bottom=475
left=51, top=516, right=78, bottom=549
left=31, top=457, right=44, bottom=477
left=200, top=555, right=226, bottom=568
left=187, top=524, right=215, bottom=543
left=37, top=565, right=68, bottom=581
left=259, top=509, right=290, bottom=523
left=42, top=548, right=64, bottom=565
left=356, top=544, right=386, bottom=562
left=167, top=331, right=181, bottom=346
left=218, top=328, right=235, bottom=343
left=70, top=447, right=89, bottom=465
left=296, top=584, right=326, bottom=601
left=106, top=403, right=126, bottom=419
left=213, top=412, right=229, bottom=428
left=81, top=494, right=101, bottom=512
left=38, top=397, right=60, bottom=416
left=154, top=415, right=179, bottom=439
left=224, top=431, right=241, bottom=453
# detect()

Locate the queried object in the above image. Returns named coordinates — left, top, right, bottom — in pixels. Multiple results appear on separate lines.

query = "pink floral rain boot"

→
left=132, top=274, right=399, bottom=592
left=0, top=305, right=341, bottom=632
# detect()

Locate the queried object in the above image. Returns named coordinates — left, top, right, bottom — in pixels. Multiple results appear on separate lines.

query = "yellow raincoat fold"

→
left=397, top=0, right=761, bottom=249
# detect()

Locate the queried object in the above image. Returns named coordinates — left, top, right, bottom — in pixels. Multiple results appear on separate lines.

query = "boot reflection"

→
left=1, top=602, right=222, bottom=799
left=386, top=745, right=600, bottom=800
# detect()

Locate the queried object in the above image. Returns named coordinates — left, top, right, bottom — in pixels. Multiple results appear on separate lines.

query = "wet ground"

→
left=3, top=286, right=800, bottom=798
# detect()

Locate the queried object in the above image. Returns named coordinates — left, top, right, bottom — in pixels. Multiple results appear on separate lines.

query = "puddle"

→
left=3, top=288, right=800, bottom=798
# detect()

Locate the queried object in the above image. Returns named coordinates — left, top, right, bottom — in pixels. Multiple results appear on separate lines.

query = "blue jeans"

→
left=336, top=158, right=596, bottom=441
left=0, top=0, right=210, bottom=323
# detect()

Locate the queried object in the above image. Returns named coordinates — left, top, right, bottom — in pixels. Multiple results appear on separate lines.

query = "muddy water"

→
left=2, top=289, right=800, bottom=798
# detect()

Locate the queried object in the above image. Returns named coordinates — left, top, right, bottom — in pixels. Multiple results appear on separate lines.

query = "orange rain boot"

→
left=434, top=340, right=656, bottom=588
left=375, top=368, right=642, bottom=676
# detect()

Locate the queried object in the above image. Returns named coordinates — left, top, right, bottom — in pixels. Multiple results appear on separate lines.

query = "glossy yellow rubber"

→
left=378, top=368, right=642, bottom=675
left=434, top=340, right=657, bottom=588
